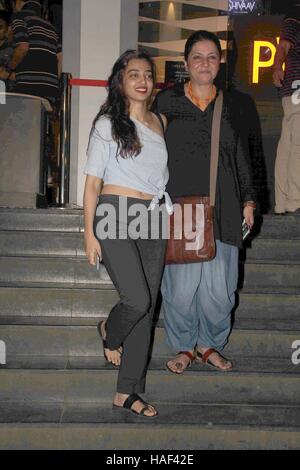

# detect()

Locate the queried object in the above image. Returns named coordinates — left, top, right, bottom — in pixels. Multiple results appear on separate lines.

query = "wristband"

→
left=243, top=201, right=256, bottom=210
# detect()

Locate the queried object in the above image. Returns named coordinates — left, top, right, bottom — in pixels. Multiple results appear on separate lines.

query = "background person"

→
left=273, top=6, right=300, bottom=214
left=0, top=10, right=14, bottom=90
left=0, top=0, right=62, bottom=103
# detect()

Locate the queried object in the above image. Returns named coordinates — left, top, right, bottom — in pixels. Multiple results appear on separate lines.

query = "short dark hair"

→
left=0, top=10, right=10, bottom=26
left=184, top=30, right=222, bottom=61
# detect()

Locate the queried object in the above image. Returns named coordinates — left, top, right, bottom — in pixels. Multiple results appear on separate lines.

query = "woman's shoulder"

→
left=153, top=84, right=185, bottom=115
left=157, top=83, right=184, bottom=98
left=221, top=89, right=255, bottom=109
left=155, top=83, right=184, bottom=102
left=93, top=115, right=113, bottom=140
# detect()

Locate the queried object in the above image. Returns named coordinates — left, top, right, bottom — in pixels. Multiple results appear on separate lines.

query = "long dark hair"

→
left=184, top=30, right=222, bottom=61
left=91, top=49, right=156, bottom=158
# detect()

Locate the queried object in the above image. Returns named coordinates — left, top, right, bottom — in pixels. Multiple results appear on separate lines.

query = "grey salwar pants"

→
left=161, top=240, right=239, bottom=352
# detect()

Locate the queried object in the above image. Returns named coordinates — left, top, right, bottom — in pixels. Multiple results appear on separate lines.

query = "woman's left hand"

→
left=243, top=206, right=255, bottom=229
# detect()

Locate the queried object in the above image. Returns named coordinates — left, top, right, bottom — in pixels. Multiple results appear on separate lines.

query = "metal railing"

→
left=58, top=72, right=72, bottom=207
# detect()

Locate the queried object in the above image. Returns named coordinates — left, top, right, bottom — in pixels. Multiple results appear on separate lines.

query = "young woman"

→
left=83, top=50, right=172, bottom=417
left=153, top=31, right=256, bottom=374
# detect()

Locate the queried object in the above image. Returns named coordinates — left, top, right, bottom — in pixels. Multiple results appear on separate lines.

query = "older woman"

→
left=153, top=30, right=256, bottom=374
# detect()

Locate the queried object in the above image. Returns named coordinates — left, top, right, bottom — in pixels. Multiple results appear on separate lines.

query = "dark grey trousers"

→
left=95, top=195, right=167, bottom=394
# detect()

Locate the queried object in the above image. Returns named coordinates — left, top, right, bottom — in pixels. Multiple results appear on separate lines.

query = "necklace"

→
left=187, top=82, right=216, bottom=111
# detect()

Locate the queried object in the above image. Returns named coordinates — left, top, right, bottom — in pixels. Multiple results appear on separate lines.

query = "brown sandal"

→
left=166, top=351, right=195, bottom=375
left=196, top=348, right=233, bottom=371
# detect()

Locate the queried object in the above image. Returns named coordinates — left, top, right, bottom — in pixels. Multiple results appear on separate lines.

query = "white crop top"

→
left=84, top=116, right=173, bottom=214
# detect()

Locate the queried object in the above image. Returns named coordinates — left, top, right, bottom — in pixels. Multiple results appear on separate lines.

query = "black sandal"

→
left=113, top=393, right=158, bottom=418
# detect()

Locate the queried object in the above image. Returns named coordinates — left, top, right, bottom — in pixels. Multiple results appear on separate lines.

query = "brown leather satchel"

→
left=165, top=91, right=223, bottom=264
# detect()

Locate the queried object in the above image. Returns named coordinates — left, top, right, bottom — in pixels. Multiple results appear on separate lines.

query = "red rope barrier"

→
left=69, top=78, right=166, bottom=89
left=70, top=78, right=108, bottom=87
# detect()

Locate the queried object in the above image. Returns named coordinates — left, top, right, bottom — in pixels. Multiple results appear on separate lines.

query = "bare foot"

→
left=166, top=351, right=194, bottom=374
left=100, top=321, right=122, bottom=367
left=113, top=393, right=158, bottom=417
left=196, top=347, right=233, bottom=370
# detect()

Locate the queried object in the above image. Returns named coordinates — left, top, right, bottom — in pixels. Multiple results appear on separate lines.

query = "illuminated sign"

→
left=231, top=15, right=284, bottom=99
left=229, top=1, right=260, bottom=14
left=252, top=37, right=285, bottom=84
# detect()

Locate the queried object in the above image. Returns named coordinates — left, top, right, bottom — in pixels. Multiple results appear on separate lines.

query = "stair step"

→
left=0, top=325, right=299, bottom=358
left=236, top=292, right=300, bottom=319
left=241, top=286, right=300, bottom=294
left=0, top=288, right=299, bottom=324
left=1, top=309, right=300, bottom=331
left=0, top=209, right=84, bottom=233
left=0, top=232, right=85, bottom=258
left=256, top=213, right=300, bottom=239
left=233, top=318, right=300, bottom=331
left=0, top=288, right=118, bottom=322
left=240, top=263, right=300, bottom=288
left=1, top=208, right=299, bottom=238
left=0, top=422, right=299, bottom=450
left=242, top=239, right=300, bottom=261
left=1, top=356, right=299, bottom=375
left=1, top=258, right=300, bottom=289
left=0, top=402, right=299, bottom=430
left=0, top=257, right=112, bottom=288
left=0, top=208, right=299, bottom=451
left=1, top=369, right=299, bottom=404
left=2, top=231, right=300, bottom=262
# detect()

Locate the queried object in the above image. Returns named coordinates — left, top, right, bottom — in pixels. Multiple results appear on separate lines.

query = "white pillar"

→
left=63, top=0, right=138, bottom=206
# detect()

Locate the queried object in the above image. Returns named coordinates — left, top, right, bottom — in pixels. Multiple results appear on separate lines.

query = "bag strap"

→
left=210, top=90, right=223, bottom=207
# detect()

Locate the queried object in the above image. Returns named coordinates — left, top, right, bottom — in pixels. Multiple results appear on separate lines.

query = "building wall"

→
left=63, top=0, right=138, bottom=206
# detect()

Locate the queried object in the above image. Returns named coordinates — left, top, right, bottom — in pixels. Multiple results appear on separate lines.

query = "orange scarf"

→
left=187, top=82, right=216, bottom=111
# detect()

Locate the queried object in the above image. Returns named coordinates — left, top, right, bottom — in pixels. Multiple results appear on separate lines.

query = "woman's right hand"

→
left=84, top=233, right=102, bottom=266
left=273, top=69, right=284, bottom=87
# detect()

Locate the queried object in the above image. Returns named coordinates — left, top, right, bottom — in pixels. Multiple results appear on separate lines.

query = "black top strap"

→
left=154, top=112, right=165, bottom=133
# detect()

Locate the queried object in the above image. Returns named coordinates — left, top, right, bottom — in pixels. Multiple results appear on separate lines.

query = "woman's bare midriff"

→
left=101, top=184, right=154, bottom=200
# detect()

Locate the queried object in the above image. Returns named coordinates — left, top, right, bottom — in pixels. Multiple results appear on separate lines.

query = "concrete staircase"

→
left=0, top=208, right=299, bottom=450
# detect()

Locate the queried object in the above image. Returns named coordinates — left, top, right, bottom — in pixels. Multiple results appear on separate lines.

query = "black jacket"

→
left=152, top=84, right=256, bottom=248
